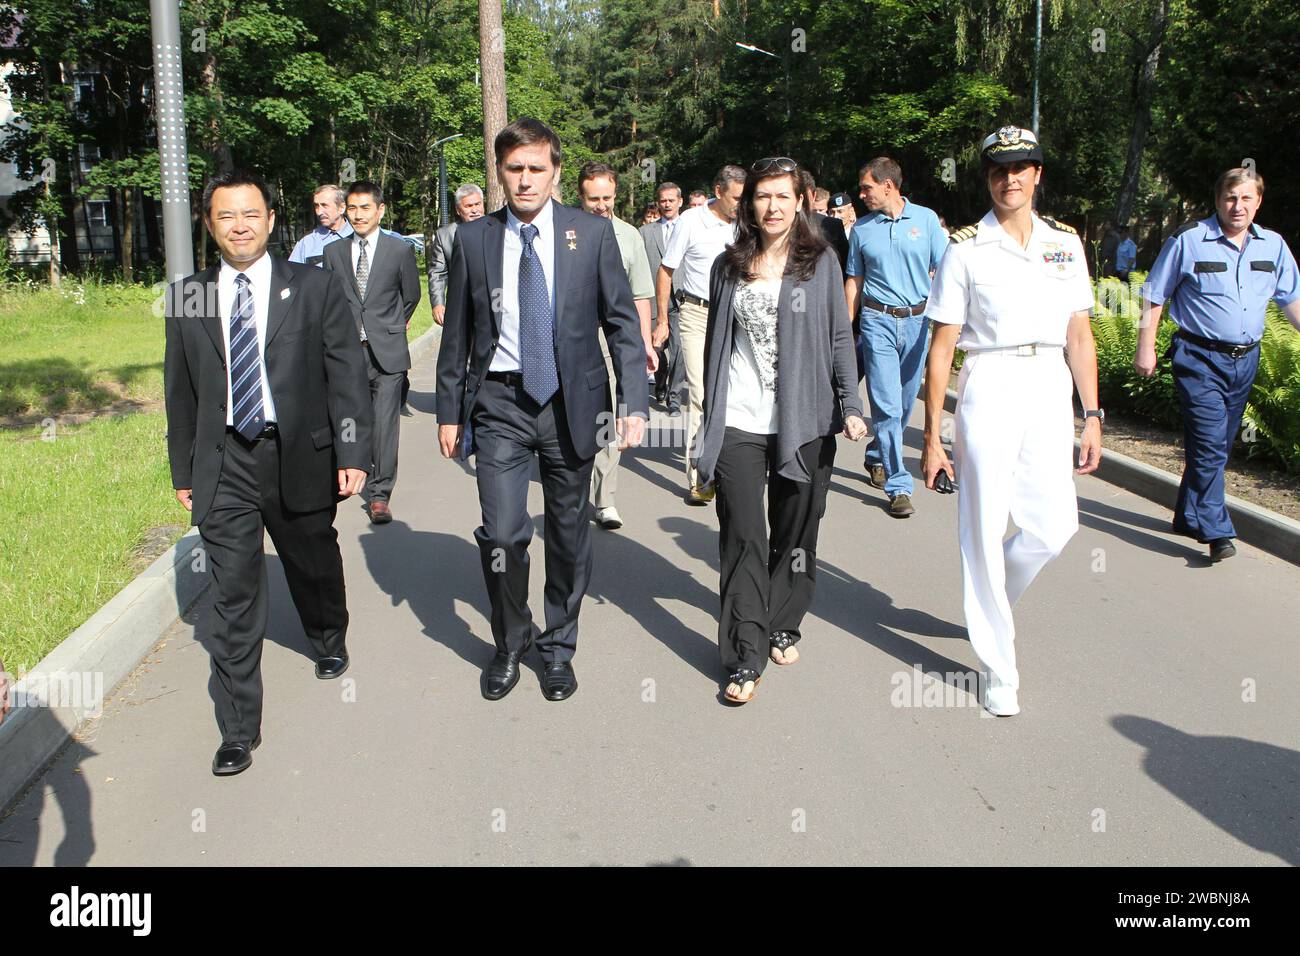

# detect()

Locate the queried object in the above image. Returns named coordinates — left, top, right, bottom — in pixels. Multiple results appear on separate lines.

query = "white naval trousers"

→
left=954, top=349, right=1079, bottom=690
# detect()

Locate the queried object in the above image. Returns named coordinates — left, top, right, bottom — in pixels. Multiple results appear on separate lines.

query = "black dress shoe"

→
left=315, top=654, right=349, bottom=679
left=541, top=661, right=578, bottom=701
left=1210, top=538, right=1237, bottom=562
left=483, top=636, right=532, bottom=700
left=212, top=734, right=261, bottom=777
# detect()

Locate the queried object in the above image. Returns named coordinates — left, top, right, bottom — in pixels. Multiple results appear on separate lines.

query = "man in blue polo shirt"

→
left=844, top=156, right=948, bottom=517
left=1136, top=167, right=1300, bottom=562
left=289, top=184, right=354, bottom=265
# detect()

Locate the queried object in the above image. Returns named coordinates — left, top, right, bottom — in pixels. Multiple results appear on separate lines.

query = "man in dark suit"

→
left=323, top=181, right=421, bottom=525
left=640, top=181, right=685, bottom=414
left=428, top=183, right=485, bottom=326
left=436, top=118, right=648, bottom=701
left=164, top=170, right=371, bottom=776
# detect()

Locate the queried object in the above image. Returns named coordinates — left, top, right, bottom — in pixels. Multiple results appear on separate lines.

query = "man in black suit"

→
left=164, top=170, right=371, bottom=776
left=436, top=118, right=648, bottom=701
left=640, top=181, right=685, bottom=414
left=323, top=181, right=421, bottom=525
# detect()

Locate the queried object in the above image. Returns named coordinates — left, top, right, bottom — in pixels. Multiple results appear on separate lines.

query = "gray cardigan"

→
left=694, top=246, right=863, bottom=484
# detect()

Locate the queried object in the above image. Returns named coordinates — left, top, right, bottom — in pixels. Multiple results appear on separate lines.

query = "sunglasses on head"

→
left=750, top=156, right=799, bottom=175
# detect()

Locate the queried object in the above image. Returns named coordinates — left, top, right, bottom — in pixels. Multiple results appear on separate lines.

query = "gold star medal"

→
left=565, top=229, right=577, bottom=251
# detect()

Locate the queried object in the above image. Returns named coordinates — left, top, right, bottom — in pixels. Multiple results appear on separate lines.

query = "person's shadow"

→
left=1112, top=715, right=1300, bottom=865
left=0, top=704, right=97, bottom=866
left=586, top=512, right=720, bottom=679
left=1077, top=498, right=1207, bottom=567
left=358, top=519, right=497, bottom=671
left=661, top=515, right=971, bottom=678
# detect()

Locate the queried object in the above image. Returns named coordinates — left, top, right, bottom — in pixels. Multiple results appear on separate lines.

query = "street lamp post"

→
left=150, top=0, right=193, bottom=282
left=434, top=133, right=464, bottom=227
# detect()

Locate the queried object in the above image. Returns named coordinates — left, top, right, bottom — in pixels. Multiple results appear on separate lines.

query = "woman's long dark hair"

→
left=723, top=160, right=828, bottom=282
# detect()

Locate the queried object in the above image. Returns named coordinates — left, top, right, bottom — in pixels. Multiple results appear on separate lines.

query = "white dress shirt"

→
left=218, top=252, right=278, bottom=425
left=350, top=229, right=380, bottom=277
left=660, top=202, right=736, bottom=300
left=492, top=200, right=556, bottom=372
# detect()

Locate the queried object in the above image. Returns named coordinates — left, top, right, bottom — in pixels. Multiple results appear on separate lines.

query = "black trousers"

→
left=654, top=303, right=685, bottom=401
left=366, top=344, right=405, bottom=503
left=198, top=430, right=349, bottom=744
left=471, top=376, right=594, bottom=663
left=714, top=428, right=836, bottom=676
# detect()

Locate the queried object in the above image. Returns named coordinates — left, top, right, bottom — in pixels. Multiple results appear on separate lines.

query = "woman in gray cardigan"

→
left=693, top=157, right=867, bottom=704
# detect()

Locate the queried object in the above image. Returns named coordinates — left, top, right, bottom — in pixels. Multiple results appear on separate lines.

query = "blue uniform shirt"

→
left=288, top=219, right=355, bottom=266
left=845, top=198, right=949, bottom=311
left=1142, top=215, right=1300, bottom=344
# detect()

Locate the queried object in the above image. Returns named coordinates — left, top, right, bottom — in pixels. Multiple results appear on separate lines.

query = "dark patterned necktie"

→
left=229, top=273, right=265, bottom=440
left=356, top=236, right=370, bottom=298
left=518, top=223, right=557, bottom=405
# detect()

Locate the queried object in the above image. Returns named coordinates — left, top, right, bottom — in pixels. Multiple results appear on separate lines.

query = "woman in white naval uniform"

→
left=921, top=126, right=1103, bottom=717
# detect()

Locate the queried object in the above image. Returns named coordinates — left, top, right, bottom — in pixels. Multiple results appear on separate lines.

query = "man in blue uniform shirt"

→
left=844, top=157, right=949, bottom=517
left=1136, top=167, right=1300, bottom=561
left=289, top=184, right=354, bottom=265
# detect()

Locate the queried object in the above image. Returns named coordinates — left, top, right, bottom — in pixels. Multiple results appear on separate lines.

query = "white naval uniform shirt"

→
left=217, top=252, right=278, bottom=426
left=926, top=210, right=1094, bottom=348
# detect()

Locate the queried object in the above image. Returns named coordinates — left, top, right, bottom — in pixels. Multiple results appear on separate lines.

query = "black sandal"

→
left=770, top=631, right=800, bottom=665
left=723, top=669, right=761, bottom=704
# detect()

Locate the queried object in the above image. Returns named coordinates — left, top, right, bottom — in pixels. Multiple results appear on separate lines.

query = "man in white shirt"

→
left=654, top=164, right=746, bottom=503
left=640, top=181, right=685, bottom=412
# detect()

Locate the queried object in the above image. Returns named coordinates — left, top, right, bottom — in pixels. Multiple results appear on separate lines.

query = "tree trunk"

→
left=479, top=0, right=508, bottom=210
left=1112, top=0, right=1169, bottom=229
left=121, top=186, right=135, bottom=284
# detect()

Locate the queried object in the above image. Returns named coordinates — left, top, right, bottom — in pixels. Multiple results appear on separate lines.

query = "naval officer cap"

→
left=980, top=125, right=1044, bottom=166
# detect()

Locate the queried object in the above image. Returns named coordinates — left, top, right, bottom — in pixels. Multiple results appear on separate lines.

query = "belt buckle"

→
left=1015, top=344, right=1037, bottom=357
left=1229, top=343, right=1248, bottom=359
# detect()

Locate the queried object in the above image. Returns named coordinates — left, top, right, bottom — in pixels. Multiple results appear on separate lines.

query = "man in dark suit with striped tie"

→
left=164, top=170, right=371, bottom=776
left=436, top=118, right=649, bottom=702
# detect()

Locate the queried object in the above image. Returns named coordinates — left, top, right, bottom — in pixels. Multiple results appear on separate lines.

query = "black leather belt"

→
left=678, top=291, right=709, bottom=308
left=486, top=370, right=524, bottom=386
left=1175, top=330, right=1259, bottom=359
left=863, top=296, right=927, bottom=318
left=228, top=422, right=278, bottom=442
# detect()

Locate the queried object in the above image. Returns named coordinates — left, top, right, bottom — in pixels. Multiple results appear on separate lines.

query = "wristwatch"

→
left=1084, top=409, right=1105, bottom=425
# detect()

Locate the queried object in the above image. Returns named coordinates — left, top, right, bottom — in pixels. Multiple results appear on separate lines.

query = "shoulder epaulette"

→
left=1172, top=220, right=1199, bottom=237
left=949, top=224, right=978, bottom=243
left=1040, top=216, right=1077, bottom=235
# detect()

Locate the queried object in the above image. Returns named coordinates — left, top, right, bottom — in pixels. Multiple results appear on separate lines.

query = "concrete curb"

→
left=0, top=528, right=209, bottom=812
left=943, top=387, right=1300, bottom=568
left=0, top=323, right=445, bottom=814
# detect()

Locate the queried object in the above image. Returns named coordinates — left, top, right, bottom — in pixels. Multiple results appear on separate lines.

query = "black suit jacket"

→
left=164, top=255, right=373, bottom=525
left=323, top=231, right=421, bottom=374
left=436, top=201, right=649, bottom=461
left=814, top=212, right=850, bottom=274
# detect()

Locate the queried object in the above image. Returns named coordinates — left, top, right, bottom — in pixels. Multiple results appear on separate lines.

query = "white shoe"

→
left=596, top=506, right=623, bottom=530
left=981, top=673, right=1020, bottom=717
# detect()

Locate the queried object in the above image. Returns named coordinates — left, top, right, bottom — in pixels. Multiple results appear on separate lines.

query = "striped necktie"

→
left=229, top=273, right=265, bottom=440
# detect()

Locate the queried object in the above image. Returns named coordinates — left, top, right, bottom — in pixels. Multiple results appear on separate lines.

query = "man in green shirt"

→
left=577, top=162, right=657, bottom=530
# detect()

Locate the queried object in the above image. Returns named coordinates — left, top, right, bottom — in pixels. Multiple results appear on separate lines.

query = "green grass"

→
left=0, top=276, right=434, bottom=675
left=0, top=282, right=164, bottom=418
left=0, top=412, right=182, bottom=674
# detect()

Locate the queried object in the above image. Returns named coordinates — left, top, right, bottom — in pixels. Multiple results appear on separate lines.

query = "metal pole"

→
left=438, top=152, right=448, bottom=228
left=433, top=133, right=463, bottom=228
left=150, top=0, right=194, bottom=281
left=1031, top=0, right=1042, bottom=135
